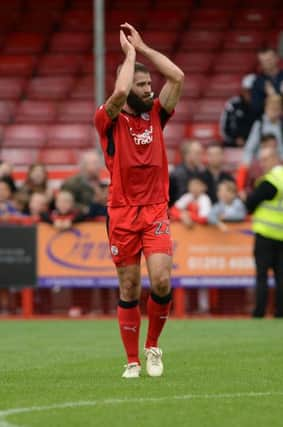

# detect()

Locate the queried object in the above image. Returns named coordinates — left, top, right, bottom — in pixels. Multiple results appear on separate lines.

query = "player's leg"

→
left=117, top=263, right=142, bottom=378
left=107, top=206, right=143, bottom=377
left=145, top=253, right=172, bottom=350
left=142, top=203, right=173, bottom=376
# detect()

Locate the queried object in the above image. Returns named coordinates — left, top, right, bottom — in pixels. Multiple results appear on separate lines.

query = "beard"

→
left=126, top=90, right=154, bottom=114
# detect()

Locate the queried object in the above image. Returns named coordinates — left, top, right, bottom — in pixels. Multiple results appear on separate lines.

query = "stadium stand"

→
left=0, top=0, right=282, bottom=170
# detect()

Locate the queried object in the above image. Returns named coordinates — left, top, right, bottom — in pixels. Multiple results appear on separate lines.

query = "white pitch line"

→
left=0, top=391, right=283, bottom=427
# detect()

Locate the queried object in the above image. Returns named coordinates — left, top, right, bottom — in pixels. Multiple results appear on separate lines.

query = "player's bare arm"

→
left=121, top=23, right=184, bottom=113
left=105, top=30, right=136, bottom=120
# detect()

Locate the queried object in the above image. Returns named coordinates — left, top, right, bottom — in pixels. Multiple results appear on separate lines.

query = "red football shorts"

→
left=107, top=202, right=173, bottom=267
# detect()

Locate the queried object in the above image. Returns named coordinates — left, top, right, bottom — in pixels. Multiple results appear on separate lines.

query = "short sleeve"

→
left=154, top=99, right=175, bottom=129
left=94, top=104, right=113, bottom=136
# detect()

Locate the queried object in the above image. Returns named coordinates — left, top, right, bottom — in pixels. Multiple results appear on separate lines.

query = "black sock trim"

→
left=150, top=291, right=172, bottom=305
left=118, top=299, right=139, bottom=309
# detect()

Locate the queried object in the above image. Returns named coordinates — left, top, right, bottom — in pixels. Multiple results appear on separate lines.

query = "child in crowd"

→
left=208, top=180, right=246, bottom=231
left=29, top=192, right=49, bottom=218
left=41, top=190, right=86, bottom=230
left=171, top=177, right=211, bottom=227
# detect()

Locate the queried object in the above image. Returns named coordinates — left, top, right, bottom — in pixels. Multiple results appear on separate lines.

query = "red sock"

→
left=145, top=292, right=172, bottom=349
left=117, top=300, right=141, bottom=364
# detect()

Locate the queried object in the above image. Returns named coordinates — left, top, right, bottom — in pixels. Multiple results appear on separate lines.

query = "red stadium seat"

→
left=186, top=123, right=220, bottom=144
left=163, top=123, right=186, bottom=147
left=3, top=125, right=47, bottom=148
left=49, top=32, right=92, bottom=53
left=106, top=11, right=146, bottom=31
left=206, top=74, right=242, bottom=97
left=37, top=54, right=83, bottom=75
left=0, top=55, right=35, bottom=76
left=0, top=148, right=39, bottom=165
left=70, top=75, right=93, bottom=100
left=223, top=30, right=265, bottom=50
left=173, top=99, right=198, bottom=122
left=192, top=99, right=226, bottom=122
left=0, top=101, right=16, bottom=124
left=26, top=0, right=66, bottom=10
left=57, top=101, right=94, bottom=123
left=189, top=9, right=232, bottom=30
left=274, top=13, right=283, bottom=29
left=174, top=53, right=213, bottom=73
left=17, top=11, right=61, bottom=32
left=47, top=124, right=93, bottom=148
left=38, top=149, right=79, bottom=165
left=61, top=9, right=93, bottom=31
left=266, top=31, right=281, bottom=49
left=106, top=52, right=126, bottom=73
left=238, top=0, right=280, bottom=8
left=0, top=78, right=26, bottom=99
left=201, top=0, right=239, bottom=7
left=70, top=0, right=92, bottom=8
left=182, top=75, right=206, bottom=99
left=214, top=52, right=256, bottom=73
left=154, top=0, right=193, bottom=8
left=27, top=77, right=74, bottom=100
left=3, top=33, right=46, bottom=54
left=233, top=9, right=274, bottom=29
left=180, top=30, right=224, bottom=51
left=0, top=10, right=20, bottom=33
left=15, top=101, right=57, bottom=123
left=143, top=32, right=177, bottom=52
left=145, top=10, right=187, bottom=30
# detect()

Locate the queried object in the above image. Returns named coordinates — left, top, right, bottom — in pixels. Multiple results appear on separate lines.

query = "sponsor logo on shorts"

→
left=111, top=245, right=119, bottom=256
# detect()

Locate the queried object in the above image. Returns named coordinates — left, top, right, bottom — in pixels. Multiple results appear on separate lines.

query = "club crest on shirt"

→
left=111, top=245, right=119, bottom=256
left=141, top=112, right=150, bottom=121
left=130, top=125, right=153, bottom=145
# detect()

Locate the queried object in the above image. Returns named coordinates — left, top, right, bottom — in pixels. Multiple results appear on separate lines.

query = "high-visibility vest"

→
left=253, top=165, right=283, bottom=241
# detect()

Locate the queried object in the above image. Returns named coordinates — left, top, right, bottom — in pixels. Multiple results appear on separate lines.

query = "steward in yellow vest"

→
left=245, top=146, right=283, bottom=318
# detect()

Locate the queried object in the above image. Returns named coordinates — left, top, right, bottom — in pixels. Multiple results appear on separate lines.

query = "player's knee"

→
left=151, top=272, right=171, bottom=297
left=120, top=278, right=140, bottom=301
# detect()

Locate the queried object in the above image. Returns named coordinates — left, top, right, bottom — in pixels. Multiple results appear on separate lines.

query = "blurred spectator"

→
left=61, top=150, right=104, bottom=212
left=237, top=134, right=279, bottom=196
left=88, top=181, right=108, bottom=220
left=171, top=177, right=211, bottom=227
left=220, top=74, right=257, bottom=147
left=243, top=95, right=283, bottom=166
left=41, top=190, right=86, bottom=231
left=29, top=192, right=49, bottom=218
left=169, top=140, right=205, bottom=205
left=208, top=180, right=246, bottom=231
left=251, top=47, right=283, bottom=117
left=0, top=177, right=19, bottom=218
left=21, top=163, right=53, bottom=203
left=202, top=143, right=234, bottom=203
left=0, top=161, right=17, bottom=192
left=13, top=191, right=30, bottom=215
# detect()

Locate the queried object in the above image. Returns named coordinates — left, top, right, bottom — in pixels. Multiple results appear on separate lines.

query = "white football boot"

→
left=144, top=347, right=163, bottom=377
left=121, top=362, right=141, bottom=379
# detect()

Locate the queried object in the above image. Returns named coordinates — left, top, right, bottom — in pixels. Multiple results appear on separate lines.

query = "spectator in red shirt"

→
left=41, top=190, right=86, bottom=231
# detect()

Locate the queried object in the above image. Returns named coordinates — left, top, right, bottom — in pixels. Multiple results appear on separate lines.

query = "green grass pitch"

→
left=0, top=319, right=282, bottom=427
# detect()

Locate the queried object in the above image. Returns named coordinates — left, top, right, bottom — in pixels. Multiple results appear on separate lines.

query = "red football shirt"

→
left=94, top=99, right=173, bottom=207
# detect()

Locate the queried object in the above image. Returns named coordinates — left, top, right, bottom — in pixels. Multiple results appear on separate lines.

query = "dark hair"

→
left=0, top=176, right=16, bottom=194
left=257, top=47, right=277, bottom=55
left=260, top=133, right=278, bottom=144
left=117, top=61, right=149, bottom=76
left=134, top=62, right=149, bottom=74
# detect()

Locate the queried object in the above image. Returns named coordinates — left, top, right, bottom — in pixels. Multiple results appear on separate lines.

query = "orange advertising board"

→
left=37, top=222, right=255, bottom=288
